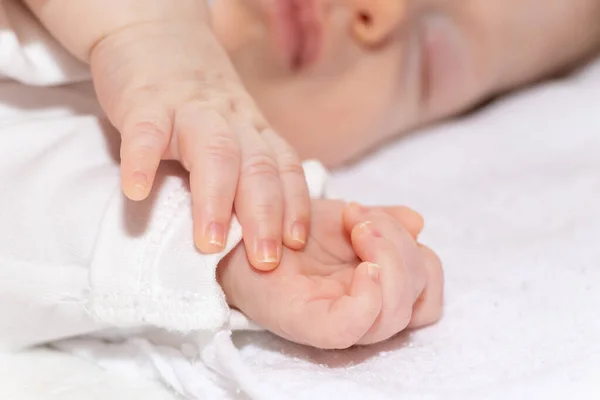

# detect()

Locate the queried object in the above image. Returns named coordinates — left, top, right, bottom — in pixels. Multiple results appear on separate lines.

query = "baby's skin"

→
left=21, top=0, right=598, bottom=348
left=23, top=0, right=600, bottom=277
left=218, top=201, right=443, bottom=349
left=21, top=0, right=443, bottom=348
left=23, top=0, right=313, bottom=272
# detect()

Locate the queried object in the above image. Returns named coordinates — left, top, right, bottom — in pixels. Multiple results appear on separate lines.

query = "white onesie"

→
left=0, top=1, right=327, bottom=398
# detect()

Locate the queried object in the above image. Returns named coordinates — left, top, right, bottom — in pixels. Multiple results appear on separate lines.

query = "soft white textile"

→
left=2, top=60, right=599, bottom=398
left=1, top=0, right=599, bottom=399
left=0, top=2, right=326, bottom=398
left=57, top=58, right=600, bottom=400
left=0, top=0, right=256, bottom=347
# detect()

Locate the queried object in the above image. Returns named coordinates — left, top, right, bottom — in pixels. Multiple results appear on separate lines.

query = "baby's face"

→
left=211, top=0, right=489, bottom=164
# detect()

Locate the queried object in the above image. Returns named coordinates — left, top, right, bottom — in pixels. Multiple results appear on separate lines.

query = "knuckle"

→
left=128, top=143, right=160, bottom=161
left=278, top=158, right=305, bottom=177
left=185, top=95, right=232, bottom=118
left=202, top=192, right=234, bottom=210
left=119, top=84, right=162, bottom=108
left=248, top=202, right=278, bottom=222
left=129, top=120, right=170, bottom=144
left=242, top=153, right=279, bottom=181
left=117, top=85, right=164, bottom=118
left=203, top=135, right=241, bottom=165
left=328, top=325, right=361, bottom=350
left=414, top=295, right=443, bottom=327
left=382, top=301, right=413, bottom=329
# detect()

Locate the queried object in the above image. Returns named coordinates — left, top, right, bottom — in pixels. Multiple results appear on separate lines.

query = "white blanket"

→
left=220, top=59, right=600, bottom=399
left=1, top=57, right=598, bottom=399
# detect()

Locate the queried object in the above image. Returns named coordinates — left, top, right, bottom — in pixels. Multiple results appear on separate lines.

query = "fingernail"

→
left=366, top=263, right=381, bottom=281
left=256, top=238, right=279, bottom=264
left=290, top=221, right=307, bottom=245
left=207, top=222, right=226, bottom=249
left=358, top=221, right=382, bottom=238
left=129, top=171, right=149, bottom=200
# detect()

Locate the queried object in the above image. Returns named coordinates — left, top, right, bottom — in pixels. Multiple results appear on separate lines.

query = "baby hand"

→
left=91, top=21, right=309, bottom=270
left=218, top=200, right=443, bottom=349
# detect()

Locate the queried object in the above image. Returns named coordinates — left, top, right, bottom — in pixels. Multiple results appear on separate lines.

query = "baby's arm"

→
left=22, top=0, right=210, bottom=63
left=22, top=0, right=311, bottom=271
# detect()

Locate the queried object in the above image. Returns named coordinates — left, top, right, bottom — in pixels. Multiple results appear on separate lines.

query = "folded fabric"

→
left=89, top=160, right=328, bottom=332
left=56, top=159, right=328, bottom=400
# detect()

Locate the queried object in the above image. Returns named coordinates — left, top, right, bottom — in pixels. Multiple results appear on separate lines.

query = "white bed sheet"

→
left=1, top=57, right=599, bottom=399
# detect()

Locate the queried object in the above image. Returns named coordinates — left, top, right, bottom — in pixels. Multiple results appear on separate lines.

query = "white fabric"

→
left=50, top=58, right=600, bottom=400
left=0, top=2, right=326, bottom=398
left=1, top=1, right=600, bottom=399
left=0, top=0, right=89, bottom=85
left=0, top=348, right=177, bottom=400
left=2, top=59, right=600, bottom=398
left=0, top=69, right=251, bottom=348
left=0, top=0, right=247, bottom=336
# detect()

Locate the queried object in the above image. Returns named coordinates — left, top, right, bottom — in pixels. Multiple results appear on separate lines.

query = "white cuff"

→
left=89, top=161, right=328, bottom=332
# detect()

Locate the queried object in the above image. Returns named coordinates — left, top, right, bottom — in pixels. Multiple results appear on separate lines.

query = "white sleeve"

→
left=0, top=81, right=327, bottom=349
left=0, top=89, right=237, bottom=347
left=88, top=160, right=327, bottom=333
left=0, top=0, right=90, bottom=86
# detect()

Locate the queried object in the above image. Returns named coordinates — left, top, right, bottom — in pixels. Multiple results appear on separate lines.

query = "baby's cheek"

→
left=419, top=13, right=484, bottom=119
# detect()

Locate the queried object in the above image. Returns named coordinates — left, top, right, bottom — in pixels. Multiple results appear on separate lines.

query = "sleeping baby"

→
left=1, top=0, right=442, bottom=354
left=1, top=0, right=599, bottom=358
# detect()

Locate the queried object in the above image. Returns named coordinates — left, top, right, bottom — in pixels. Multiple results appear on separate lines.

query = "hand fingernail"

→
left=366, top=263, right=381, bottom=281
left=358, top=221, right=382, bottom=238
left=256, top=238, right=280, bottom=264
left=290, top=221, right=307, bottom=245
left=129, top=171, right=149, bottom=200
left=207, top=222, right=226, bottom=249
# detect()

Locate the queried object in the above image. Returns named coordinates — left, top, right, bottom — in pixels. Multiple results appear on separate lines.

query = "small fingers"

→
left=235, top=125, right=284, bottom=271
left=344, top=202, right=424, bottom=240
left=262, top=129, right=310, bottom=250
left=348, top=205, right=430, bottom=345
left=351, top=219, right=415, bottom=344
left=378, top=206, right=424, bottom=239
left=175, top=105, right=241, bottom=254
left=281, top=262, right=382, bottom=349
left=408, top=244, right=444, bottom=329
left=119, top=105, right=173, bottom=201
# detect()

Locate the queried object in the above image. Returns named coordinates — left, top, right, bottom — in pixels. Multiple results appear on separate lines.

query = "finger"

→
left=347, top=207, right=428, bottom=299
left=344, top=202, right=424, bottom=239
left=262, top=129, right=310, bottom=250
left=408, top=244, right=444, bottom=329
left=280, top=262, right=383, bottom=349
left=175, top=105, right=241, bottom=254
left=119, top=105, right=173, bottom=201
left=235, top=125, right=284, bottom=271
left=378, top=206, right=424, bottom=238
left=350, top=214, right=427, bottom=344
